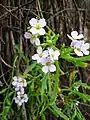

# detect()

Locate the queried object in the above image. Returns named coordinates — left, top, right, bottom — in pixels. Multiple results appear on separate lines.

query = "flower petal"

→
left=37, top=46, right=42, bottom=54
left=70, top=40, right=78, bottom=47
left=42, top=50, right=48, bottom=58
left=37, top=57, right=42, bottom=63
left=74, top=41, right=81, bottom=48
left=74, top=49, right=83, bottom=56
left=38, top=28, right=46, bottom=35
left=54, top=50, right=60, bottom=60
left=82, top=50, right=89, bottom=55
left=67, top=34, right=74, bottom=41
left=41, top=57, right=47, bottom=65
left=42, top=66, right=48, bottom=73
left=48, top=48, right=54, bottom=55
left=29, top=18, right=37, bottom=27
left=35, top=38, right=40, bottom=46
left=71, top=31, right=78, bottom=38
left=49, top=64, right=56, bottom=72
left=13, top=76, right=17, bottom=81
left=82, top=43, right=89, bottom=50
left=24, top=32, right=31, bottom=39
left=32, top=54, right=39, bottom=60
left=30, top=27, right=38, bottom=35
left=77, top=34, right=84, bottom=39
left=39, top=18, right=46, bottom=27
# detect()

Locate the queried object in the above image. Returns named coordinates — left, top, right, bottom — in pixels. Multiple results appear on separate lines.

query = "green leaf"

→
left=24, top=63, right=37, bottom=74
left=69, top=91, right=90, bottom=102
left=41, top=113, right=46, bottom=120
left=0, top=88, right=8, bottom=94
left=41, top=74, right=48, bottom=95
left=60, top=47, right=87, bottom=68
left=51, top=104, right=69, bottom=120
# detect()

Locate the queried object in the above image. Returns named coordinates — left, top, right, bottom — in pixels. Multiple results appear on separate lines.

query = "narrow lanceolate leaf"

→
left=0, top=88, right=8, bottom=94
left=51, top=104, right=69, bottom=120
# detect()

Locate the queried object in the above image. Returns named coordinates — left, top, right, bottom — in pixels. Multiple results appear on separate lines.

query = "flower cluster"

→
left=24, top=18, right=60, bottom=74
left=67, top=31, right=89, bottom=56
left=12, top=76, right=28, bottom=106
left=24, top=18, right=46, bottom=46
left=32, top=46, right=60, bottom=73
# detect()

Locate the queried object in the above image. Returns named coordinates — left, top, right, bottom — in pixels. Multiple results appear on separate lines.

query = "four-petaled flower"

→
left=24, top=32, right=40, bottom=46
left=67, top=31, right=84, bottom=41
left=73, top=41, right=89, bottom=56
left=48, top=48, right=60, bottom=61
left=29, top=18, right=46, bottom=35
left=41, top=57, right=56, bottom=73
left=32, top=46, right=48, bottom=63
left=14, top=94, right=28, bottom=106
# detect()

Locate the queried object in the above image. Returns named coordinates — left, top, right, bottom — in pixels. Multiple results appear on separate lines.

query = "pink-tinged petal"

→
left=35, top=38, right=40, bottom=46
left=42, top=66, right=48, bottom=73
left=82, top=43, right=89, bottom=50
left=46, top=56, right=53, bottom=63
left=38, top=28, right=46, bottom=35
left=49, top=64, right=56, bottom=72
left=24, top=32, right=31, bottom=39
left=77, top=34, right=84, bottom=39
left=18, top=77, right=22, bottom=82
left=37, top=46, right=42, bottom=54
left=41, top=57, right=47, bottom=65
left=82, top=50, right=89, bottom=55
left=32, top=54, right=39, bottom=60
left=67, top=34, right=74, bottom=41
left=42, top=50, right=48, bottom=58
left=70, top=40, right=78, bottom=47
left=39, top=18, right=46, bottom=27
left=74, top=41, right=81, bottom=48
left=29, top=18, right=37, bottom=27
left=74, top=49, right=83, bottom=56
left=15, top=87, right=19, bottom=91
left=71, top=31, right=78, bottom=38
left=30, top=27, right=38, bottom=35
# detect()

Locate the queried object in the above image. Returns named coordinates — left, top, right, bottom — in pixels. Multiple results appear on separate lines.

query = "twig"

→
left=0, top=57, right=12, bottom=68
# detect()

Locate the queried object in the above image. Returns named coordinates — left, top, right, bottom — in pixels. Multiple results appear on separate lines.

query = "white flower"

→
left=22, top=79, right=27, bottom=87
left=48, top=48, right=60, bottom=61
left=32, top=46, right=48, bottom=63
left=73, top=41, right=89, bottom=56
left=12, top=76, right=27, bottom=88
left=24, top=32, right=31, bottom=39
left=22, top=94, right=28, bottom=103
left=14, top=93, right=28, bottom=106
left=14, top=97, right=22, bottom=106
left=24, top=32, right=40, bottom=46
left=67, top=31, right=84, bottom=41
left=41, top=57, right=56, bottom=73
left=12, top=76, right=18, bottom=86
left=29, top=18, right=46, bottom=35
